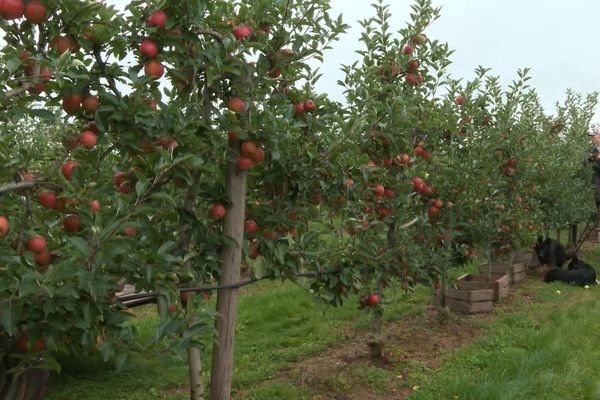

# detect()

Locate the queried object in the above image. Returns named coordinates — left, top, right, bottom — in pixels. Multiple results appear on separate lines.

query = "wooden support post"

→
left=209, top=141, right=247, bottom=400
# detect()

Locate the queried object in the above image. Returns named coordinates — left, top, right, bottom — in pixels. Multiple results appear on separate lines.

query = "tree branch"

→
left=398, top=217, right=419, bottom=230
left=93, top=49, right=122, bottom=100
left=0, top=181, right=63, bottom=196
left=2, top=25, right=46, bottom=100
left=16, top=192, right=32, bottom=255
left=196, top=28, right=226, bottom=43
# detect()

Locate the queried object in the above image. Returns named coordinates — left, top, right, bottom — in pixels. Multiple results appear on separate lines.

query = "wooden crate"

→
left=514, top=251, right=540, bottom=276
left=512, top=262, right=525, bottom=283
left=479, top=262, right=525, bottom=284
left=446, top=297, right=494, bottom=314
left=514, top=251, right=534, bottom=265
left=444, top=279, right=494, bottom=314
left=445, top=287, right=494, bottom=314
left=457, top=273, right=509, bottom=303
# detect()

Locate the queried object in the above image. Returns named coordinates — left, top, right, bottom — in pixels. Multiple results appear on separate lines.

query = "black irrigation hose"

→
left=117, top=269, right=342, bottom=308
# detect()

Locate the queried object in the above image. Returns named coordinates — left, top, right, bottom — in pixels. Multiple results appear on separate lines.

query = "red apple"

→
left=123, top=227, right=136, bottom=236
left=140, top=38, right=159, bottom=58
left=249, top=242, right=260, bottom=259
left=34, top=250, right=51, bottom=267
left=23, top=0, right=45, bottom=23
left=144, top=59, right=164, bottom=79
left=27, top=235, right=46, bottom=253
left=240, top=141, right=257, bottom=158
left=50, top=35, right=76, bottom=54
left=268, top=67, right=282, bottom=78
left=303, top=99, right=316, bottom=113
left=403, top=44, right=413, bottom=55
left=244, top=219, right=258, bottom=234
left=27, top=83, right=44, bottom=94
left=62, top=92, right=81, bottom=115
left=373, top=184, right=385, bottom=197
left=233, top=25, right=253, bottom=40
left=63, top=214, right=81, bottom=233
left=37, top=67, right=52, bottom=82
left=412, top=34, right=427, bottom=45
left=398, top=153, right=410, bottom=164
left=89, top=200, right=100, bottom=213
left=455, top=95, right=464, bottom=106
left=112, top=171, right=126, bottom=187
left=141, top=96, right=157, bottom=110
left=168, top=303, right=178, bottom=313
left=79, top=131, right=97, bottom=149
left=407, top=59, right=419, bottom=72
left=1, top=0, right=24, bottom=20
left=384, top=189, right=394, bottom=199
left=61, top=161, right=80, bottom=181
left=210, top=203, right=226, bottom=219
left=118, top=182, right=134, bottom=194
left=366, top=293, right=380, bottom=306
left=38, top=191, right=57, bottom=209
left=82, top=95, right=99, bottom=112
left=0, top=216, right=8, bottom=237
left=294, top=102, right=305, bottom=115
left=180, top=291, right=194, bottom=303
left=405, top=73, right=419, bottom=85
left=147, top=10, right=167, bottom=28
left=251, top=147, right=265, bottom=163
left=428, top=206, right=440, bottom=218
left=236, top=156, right=253, bottom=171
left=227, top=97, right=245, bottom=113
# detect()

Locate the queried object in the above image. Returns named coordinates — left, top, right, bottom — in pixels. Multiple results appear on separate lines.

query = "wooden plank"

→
left=447, top=287, right=494, bottom=302
left=513, top=270, right=525, bottom=283
left=513, top=252, right=535, bottom=264
left=513, top=262, right=525, bottom=273
left=447, top=297, right=494, bottom=314
left=479, top=263, right=511, bottom=275
left=458, top=274, right=509, bottom=303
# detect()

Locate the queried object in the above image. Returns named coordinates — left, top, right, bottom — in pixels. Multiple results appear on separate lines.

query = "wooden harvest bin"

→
left=514, top=251, right=540, bottom=276
left=457, top=273, right=509, bottom=303
left=479, top=262, right=525, bottom=284
left=445, top=277, right=494, bottom=314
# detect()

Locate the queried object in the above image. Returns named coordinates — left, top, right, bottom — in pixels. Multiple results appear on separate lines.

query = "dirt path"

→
left=238, top=279, right=543, bottom=400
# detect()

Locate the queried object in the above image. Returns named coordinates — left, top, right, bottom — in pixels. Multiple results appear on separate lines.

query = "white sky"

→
left=104, top=0, right=600, bottom=121
left=319, top=0, right=600, bottom=121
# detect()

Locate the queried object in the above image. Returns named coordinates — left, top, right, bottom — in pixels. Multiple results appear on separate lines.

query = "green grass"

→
left=46, top=280, right=428, bottom=399
left=409, top=281, right=600, bottom=400
left=45, top=250, right=600, bottom=400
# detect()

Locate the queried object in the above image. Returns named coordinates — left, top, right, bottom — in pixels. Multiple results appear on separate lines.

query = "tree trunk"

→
left=188, top=347, right=204, bottom=400
left=507, top=249, right=516, bottom=283
left=179, top=171, right=205, bottom=400
left=0, top=356, right=48, bottom=400
left=209, top=143, right=247, bottom=400
left=569, top=224, right=577, bottom=246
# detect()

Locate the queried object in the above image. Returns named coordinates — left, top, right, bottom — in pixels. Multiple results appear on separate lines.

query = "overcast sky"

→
left=318, top=0, right=600, bottom=121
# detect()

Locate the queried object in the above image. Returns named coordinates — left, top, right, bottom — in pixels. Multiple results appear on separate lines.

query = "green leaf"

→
left=115, top=353, right=129, bottom=371
left=6, top=58, right=20, bottom=74
left=68, top=237, right=91, bottom=256
left=0, top=302, right=16, bottom=336
left=27, top=109, right=56, bottom=120
left=149, top=192, right=176, bottom=206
